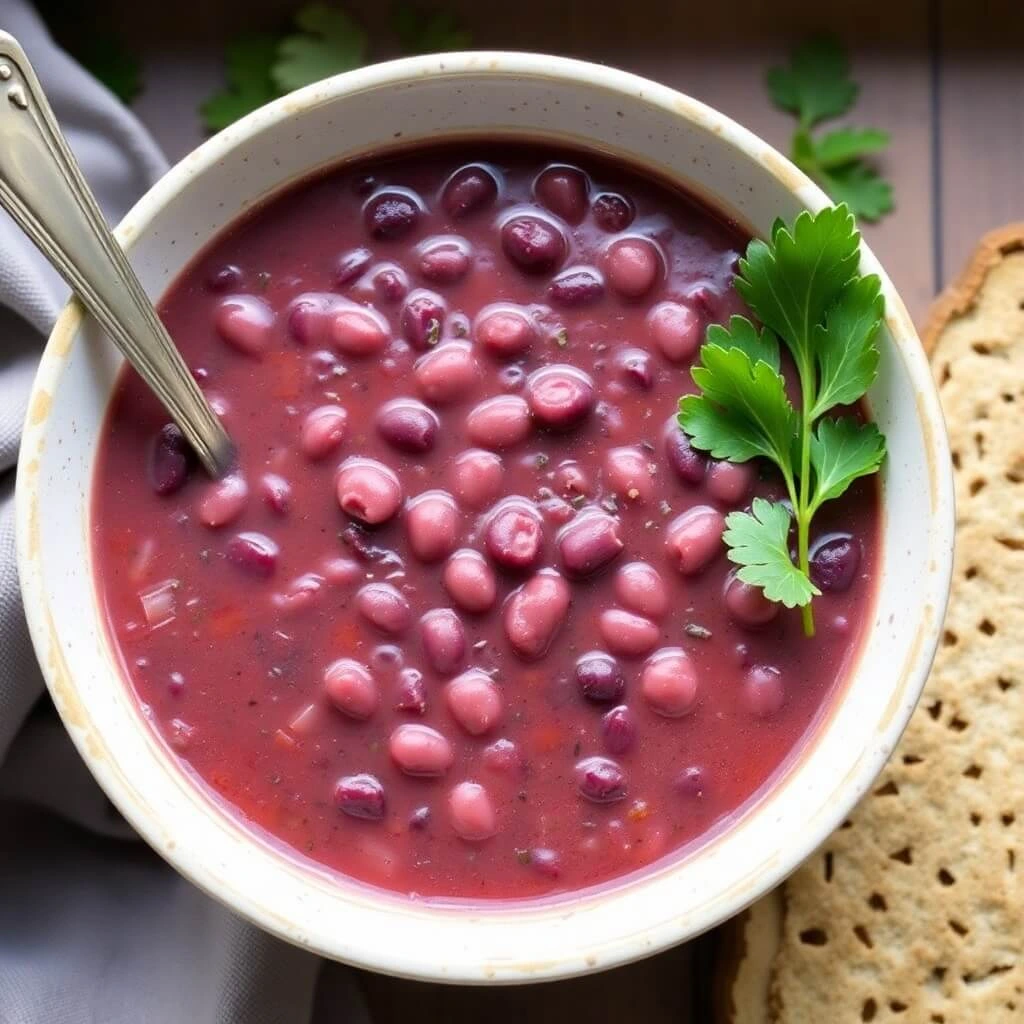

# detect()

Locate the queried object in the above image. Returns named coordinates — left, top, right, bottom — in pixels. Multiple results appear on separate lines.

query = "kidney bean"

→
left=539, top=495, right=575, bottom=526
left=357, top=583, right=412, bottom=635
left=614, top=561, right=669, bottom=619
left=663, top=418, right=707, bottom=484
left=409, top=805, right=431, bottom=830
left=592, top=192, right=635, bottom=232
left=399, top=290, right=446, bottom=351
left=554, top=460, right=592, bottom=500
left=675, top=765, right=708, bottom=798
left=414, top=341, right=480, bottom=404
left=474, top=305, right=536, bottom=358
left=599, top=609, right=660, bottom=658
left=370, top=264, right=409, bottom=305
left=198, top=474, right=248, bottom=528
left=215, top=295, right=274, bottom=357
left=648, top=301, right=701, bottom=362
left=320, top=556, right=361, bottom=586
left=150, top=424, right=194, bottom=496
left=420, top=608, right=467, bottom=675
left=364, top=188, right=422, bottom=240
left=641, top=648, right=698, bottom=717
left=501, top=214, right=567, bottom=274
left=707, top=460, right=755, bottom=505
left=665, top=506, right=725, bottom=575
left=503, top=569, right=571, bottom=660
left=450, top=448, right=504, bottom=509
left=744, top=664, right=785, bottom=717
left=324, top=658, right=379, bottom=720
left=335, top=774, right=386, bottom=821
left=443, top=549, right=497, bottom=613
left=534, top=165, right=589, bottom=224
left=272, top=573, right=325, bottom=615
left=614, top=347, right=654, bottom=390
left=446, top=670, right=503, bottom=736
left=225, top=531, right=278, bottom=578
left=605, top=237, right=662, bottom=299
left=575, top=651, right=625, bottom=703
left=418, top=236, right=471, bottom=284
left=394, top=668, right=427, bottom=714
left=557, top=510, right=623, bottom=578
left=441, top=164, right=499, bottom=219
left=548, top=267, right=605, bottom=307
left=448, top=781, right=497, bottom=841
left=300, top=404, right=348, bottom=460
left=527, top=847, right=561, bottom=878
left=336, top=458, right=402, bottom=524
left=404, top=491, right=458, bottom=563
left=260, top=473, right=291, bottom=515
left=485, top=499, right=544, bottom=571
left=331, top=306, right=389, bottom=357
left=335, top=246, right=373, bottom=285
left=466, top=395, right=532, bottom=449
left=576, top=756, right=627, bottom=803
left=287, top=293, right=337, bottom=347
left=376, top=398, right=439, bottom=454
left=601, top=705, right=637, bottom=755
left=810, top=534, right=861, bottom=592
left=206, top=263, right=243, bottom=292
left=605, top=446, right=656, bottom=503
left=390, top=723, right=454, bottom=777
left=725, top=575, right=779, bottom=627
left=526, top=365, right=595, bottom=431
left=481, top=737, right=523, bottom=774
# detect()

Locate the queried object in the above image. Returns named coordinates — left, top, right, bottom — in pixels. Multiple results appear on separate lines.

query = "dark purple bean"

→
left=150, top=424, right=194, bottom=496
left=206, top=264, right=243, bottom=292
left=557, top=510, right=623, bottom=578
left=534, top=165, right=589, bottom=225
left=395, top=668, right=427, bottom=714
left=675, top=765, right=707, bottom=798
left=335, top=247, right=373, bottom=285
left=529, top=847, right=562, bottom=878
left=352, top=174, right=377, bottom=197
left=615, top=347, right=654, bottom=390
left=500, top=215, right=566, bottom=275
left=485, top=499, right=544, bottom=571
left=372, top=264, right=409, bottom=303
left=441, top=164, right=499, bottom=219
left=663, top=418, right=707, bottom=485
left=364, top=189, right=422, bottom=240
left=409, top=805, right=431, bottom=830
left=400, top=290, right=447, bottom=350
left=526, top=364, right=595, bottom=430
left=339, top=524, right=401, bottom=566
left=260, top=473, right=291, bottom=515
left=227, top=532, right=279, bottom=578
left=376, top=398, right=439, bottom=454
left=548, top=267, right=604, bottom=307
left=334, top=773, right=386, bottom=821
left=591, top=192, right=635, bottom=232
left=810, top=534, right=861, bottom=592
left=575, top=651, right=625, bottom=703
left=575, top=756, right=627, bottom=803
left=601, top=705, right=637, bottom=755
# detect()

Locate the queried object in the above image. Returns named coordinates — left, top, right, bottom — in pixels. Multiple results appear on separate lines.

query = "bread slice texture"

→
left=717, top=225, right=1024, bottom=1024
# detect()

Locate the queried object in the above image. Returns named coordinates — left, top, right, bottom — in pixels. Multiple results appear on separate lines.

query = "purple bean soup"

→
left=93, top=143, right=879, bottom=900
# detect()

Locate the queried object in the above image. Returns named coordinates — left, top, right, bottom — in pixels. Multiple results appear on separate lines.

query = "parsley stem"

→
left=797, top=355, right=816, bottom=637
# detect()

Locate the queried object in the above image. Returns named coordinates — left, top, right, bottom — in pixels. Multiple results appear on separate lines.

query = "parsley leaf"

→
left=812, top=128, right=889, bottom=168
left=766, top=37, right=856, bottom=129
left=393, top=6, right=473, bottom=53
left=201, top=34, right=279, bottom=132
left=678, top=204, right=887, bottom=636
left=724, top=500, right=820, bottom=608
left=79, top=37, right=142, bottom=105
left=820, top=163, right=894, bottom=223
left=272, top=4, right=368, bottom=93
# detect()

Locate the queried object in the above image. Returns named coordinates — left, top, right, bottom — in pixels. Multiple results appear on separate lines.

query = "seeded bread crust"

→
left=715, top=224, right=1024, bottom=1024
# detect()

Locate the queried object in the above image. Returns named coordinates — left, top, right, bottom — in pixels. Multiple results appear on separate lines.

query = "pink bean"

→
left=557, top=510, right=623, bottom=578
left=604, top=237, right=662, bottom=298
left=300, top=404, right=348, bottom=460
left=441, top=164, right=499, bottom=219
left=450, top=449, right=503, bottom=510
left=287, top=293, right=336, bottom=347
left=320, top=556, right=361, bottom=586
left=271, top=573, right=324, bottom=615
left=725, top=576, right=779, bottom=627
left=198, top=474, right=248, bottom=528
left=707, top=460, right=755, bottom=505
left=448, top=781, right=497, bottom=841
left=554, top=460, right=592, bottom=499
left=604, top=446, right=656, bottom=503
left=504, top=570, right=571, bottom=660
left=443, top=549, right=497, bottom=613
left=215, top=295, right=274, bottom=357
left=526, top=365, right=595, bottom=430
left=418, top=236, right=471, bottom=284
left=598, top=609, right=660, bottom=658
left=641, top=648, right=699, bottom=717
left=395, top=668, right=427, bottom=714
left=743, top=664, right=785, bottom=717
left=405, top=491, right=459, bottom=563
left=331, top=306, right=389, bottom=356
left=648, top=301, right=701, bottom=362
left=389, top=723, right=454, bottom=776
left=445, top=670, right=503, bottom=736
left=534, top=165, right=589, bottom=225
left=414, top=341, right=480, bottom=404
left=474, top=305, right=536, bottom=359
left=420, top=608, right=467, bottom=675
left=336, top=458, right=403, bottom=524
left=665, top=506, right=725, bottom=575
left=357, top=582, right=412, bottom=635
left=260, top=473, right=291, bottom=515
left=466, top=395, right=532, bottom=449
left=324, top=658, right=379, bottom=720
left=614, top=561, right=669, bottom=618
left=485, top=498, right=544, bottom=571
left=481, top=738, right=523, bottom=775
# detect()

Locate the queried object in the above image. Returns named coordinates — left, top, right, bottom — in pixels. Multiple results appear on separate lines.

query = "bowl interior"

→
left=17, top=53, right=953, bottom=982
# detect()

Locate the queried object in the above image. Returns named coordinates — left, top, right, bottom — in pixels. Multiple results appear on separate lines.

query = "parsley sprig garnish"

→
left=767, top=37, right=894, bottom=222
left=678, top=204, right=886, bottom=636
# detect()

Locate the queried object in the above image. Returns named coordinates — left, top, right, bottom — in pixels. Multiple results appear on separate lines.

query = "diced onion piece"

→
left=139, top=579, right=179, bottom=628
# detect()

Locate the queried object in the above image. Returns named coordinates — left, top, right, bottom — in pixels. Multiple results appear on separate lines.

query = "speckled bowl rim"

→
left=16, top=51, right=954, bottom=983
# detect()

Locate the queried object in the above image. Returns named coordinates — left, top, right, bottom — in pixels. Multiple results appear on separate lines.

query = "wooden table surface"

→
left=38, top=0, right=1023, bottom=1018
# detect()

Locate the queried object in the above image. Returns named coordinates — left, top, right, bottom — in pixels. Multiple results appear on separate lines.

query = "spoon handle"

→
left=0, top=32, right=233, bottom=477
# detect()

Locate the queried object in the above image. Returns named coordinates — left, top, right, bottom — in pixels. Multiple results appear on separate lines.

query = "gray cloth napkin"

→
left=0, top=3, right=365, bottom=1020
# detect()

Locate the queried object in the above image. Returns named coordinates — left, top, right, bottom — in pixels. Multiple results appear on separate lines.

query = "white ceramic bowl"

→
left=16, top=53, right=954, bottom=983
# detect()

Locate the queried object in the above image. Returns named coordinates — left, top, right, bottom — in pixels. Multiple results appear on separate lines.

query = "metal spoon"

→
left=0, top=31, right=234, bottom=477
